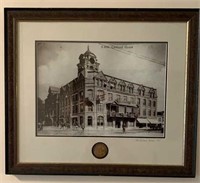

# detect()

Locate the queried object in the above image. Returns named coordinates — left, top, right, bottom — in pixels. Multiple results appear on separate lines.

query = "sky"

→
left=36, top=42, right=167, bottom=111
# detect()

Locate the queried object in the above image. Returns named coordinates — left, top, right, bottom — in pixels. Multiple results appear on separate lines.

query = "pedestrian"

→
left=81, top=123, right=85, bottom=131
left=122, top=122, right=126, bottom=133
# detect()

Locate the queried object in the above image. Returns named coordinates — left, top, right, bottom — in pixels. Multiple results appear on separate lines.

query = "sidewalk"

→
left=37, top=126, right=164, bottom=137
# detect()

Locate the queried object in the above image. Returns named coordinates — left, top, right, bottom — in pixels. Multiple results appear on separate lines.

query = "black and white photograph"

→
left=36, top=42, right=167, bottom=137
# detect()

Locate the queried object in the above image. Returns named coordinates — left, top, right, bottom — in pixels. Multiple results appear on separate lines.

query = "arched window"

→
left=88, top=116, right=93, bottom=126
left=97, top=116, right=104, bottom=126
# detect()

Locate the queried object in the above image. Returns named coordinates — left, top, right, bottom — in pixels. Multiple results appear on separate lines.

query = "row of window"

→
left=87, top=89, right=156, bottom=106
left=72, top=103, right=84, bottom=114
left=88, top=116, right=104, bottom=126
left=64, top=80, right=84, bottom=94
left=88, top=104, right=104, bottom=112
left=59, top=91, right=84, bottom=107
left=72, top=91, right=84, bottom=102
left=88, top=89, right=104, bottom=100
left=140, top=109, right=156, bottom=117
left=72, top=103, right=104, bottom=114
left=96, top=79, right=156, bottom=97
left=137, top=98, right=156, bottom=107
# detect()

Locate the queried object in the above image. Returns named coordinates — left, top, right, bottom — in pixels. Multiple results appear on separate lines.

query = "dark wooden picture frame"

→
left=5, top=8, right=199, bottom=177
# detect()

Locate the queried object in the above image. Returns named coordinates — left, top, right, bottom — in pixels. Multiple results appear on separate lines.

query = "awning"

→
left=147, top=118, right=160, bottom=124
left=137, top=118, right=149, bottom=124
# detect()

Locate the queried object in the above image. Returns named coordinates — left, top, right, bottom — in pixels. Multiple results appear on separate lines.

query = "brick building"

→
left=45, top=86, right=60, bottom=126
left=44, top=47, right=158, bottom=129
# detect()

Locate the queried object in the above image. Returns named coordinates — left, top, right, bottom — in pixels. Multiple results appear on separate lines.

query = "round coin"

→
left=92, top=142, right=108, bottom=159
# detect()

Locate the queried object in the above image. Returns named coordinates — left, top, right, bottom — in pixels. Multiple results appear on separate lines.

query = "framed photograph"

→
left=5, top=8, right=199, bottom=177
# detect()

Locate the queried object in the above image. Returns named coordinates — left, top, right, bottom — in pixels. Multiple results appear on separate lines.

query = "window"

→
left=148, top=110, right=151, bottom=116
left=88, top=116, right=93, bottom=126
left=75, top=94, right=78, bottom=101
left=87, top=89, right=93, bottom=99
left=108, top=93, right=113, bottom=101
left=153, top=110, right=156, bottom=116
left=153, top=101, right=156, bottom=107
left=88, top=105, right=93, bottom=112
left=97, top=90, right=104, bottom=101
left=97, top=116, right=104, bottom=126
left=97, top=104, right=103, bottom=112
left=142, top=90, right=145, bottom=96
left=143, top=99, right=146, bottom=106
left=126, top=106, right=132, bottom=113
left=79, top=91, right=84, bottom=101
left=143, top=109, right=146, bottom=116
left=65, top=97, right=68, bottom=105
left=138, top=109, right=140, bottom=116
left=124, top=96, right=127, bottom=102
left=72, top=105, right=78, bottom=114
left=137, top=98, right=140, bottom=105
left=80, top=103, right=84, bottom=112
left=119, top=106, right=125, bottom=113
left=80, top=116, right=84, bottom=125
left=117, top=94, right=121, bottom=101
left=131, top=97, right=136, bottom=104
left=148, top=100, right=151, bottom=107
left=129, top=87, right=133, bottom=93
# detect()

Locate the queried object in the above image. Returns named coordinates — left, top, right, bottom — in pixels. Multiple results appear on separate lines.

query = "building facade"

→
left=45, top=86, right=60, bottom=126
left=44, top=47, right=158, bottom=129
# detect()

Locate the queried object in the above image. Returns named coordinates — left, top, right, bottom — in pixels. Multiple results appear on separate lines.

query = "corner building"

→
left=45, top=47, right=158, bottom=129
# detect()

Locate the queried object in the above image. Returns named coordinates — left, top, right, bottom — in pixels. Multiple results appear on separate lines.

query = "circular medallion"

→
left=92, top=142, right=108, bottom=159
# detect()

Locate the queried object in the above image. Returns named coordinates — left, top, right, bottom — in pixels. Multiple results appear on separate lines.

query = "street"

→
left=37, top=126, right=164, bottom=137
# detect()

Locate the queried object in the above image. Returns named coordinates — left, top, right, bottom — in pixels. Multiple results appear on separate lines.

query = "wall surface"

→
left=1, top=0, right=200, bottom=183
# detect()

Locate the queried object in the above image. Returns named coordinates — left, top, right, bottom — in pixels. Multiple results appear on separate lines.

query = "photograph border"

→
left=35, top=40, right=168, bottom=138
left=5, top=8, right=199, bottom=177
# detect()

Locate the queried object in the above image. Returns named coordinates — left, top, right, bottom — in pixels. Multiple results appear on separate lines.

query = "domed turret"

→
left=77, top=46, right=100, bottom=78
left=83, top=45, right=97, bottom=59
